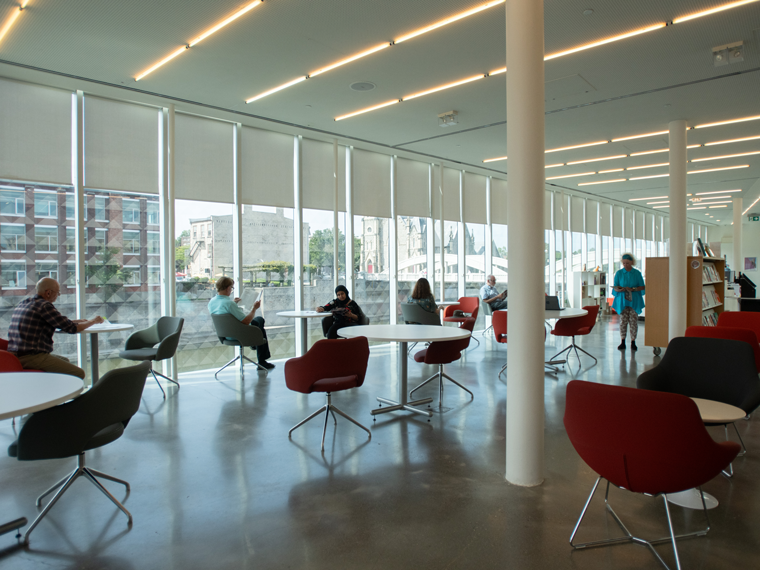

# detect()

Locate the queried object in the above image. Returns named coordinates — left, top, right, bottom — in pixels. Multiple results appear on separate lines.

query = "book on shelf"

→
left=702, top=311, right=719, bottom=326
left=704, top=243, right=716, bottom=258
left=701, top=290, right=709, bottom=309
left=696, top=238, right=707, bottom=257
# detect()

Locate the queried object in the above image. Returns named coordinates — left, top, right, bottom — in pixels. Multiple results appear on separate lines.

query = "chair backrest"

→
left=717, top=311, right=760, bottom=341
left=553, top=305, right=600, bottom=336
left=459, top=317, right=476, bottom=333
left=284, top=337, right=370, bottom=394
left=401, top=303, right=441, bottom=326
left=458, top=297, right=480, bottom=319
left=154, top=317, right=184, bottom=361
left=564, top=380, right=740, bottom=495
left=423, top=336, right=470, bottom=364
left=492, top=310, right=507, bottom=344
left=210, top=313, right=264, bottom=347
left=0, top=349, right=24, bottom=372
left=686, top=325, right=760, bottom=372
left=481, top=298, right=494, bottom=316
left=14, top=361, right=151, bottom=461
left=636, top=337, right=760, bottom=414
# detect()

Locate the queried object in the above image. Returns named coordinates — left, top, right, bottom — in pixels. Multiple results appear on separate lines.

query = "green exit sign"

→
left=750, top=215, right=760, bottom=222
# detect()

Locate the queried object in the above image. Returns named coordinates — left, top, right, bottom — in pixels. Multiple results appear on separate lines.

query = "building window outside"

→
left=123, top=230, right=140, bottom=254
left=34, top=192, right=57, bottom=218
left=36, top=262, right=58, bottom=281
left=122, top=199, right=140, bottom=224
left=1, top=189, right=25, bottom=216
left=207, top=223, right=211, bottom=237
left=35, top=226, right=58, bottom=253
left=65, top=194, right=75, bottom=220
left=94, top=196, right=107, bottom=221
left=65, top=227, right=76, bottom=253
left=146, top=202, right=159, bottom=225
left=1, top=262, right=26, bottom=289
left=64, top=263, right=75, bottom=288
left=147, top=231, right=160, bottom=255
left=147, top=265, right=160, bottom=285
left=124, top=265, right=140, bottom=286
left=93, top=228, right=107, bottom=254
left=1, top=224, right=25, bottom=251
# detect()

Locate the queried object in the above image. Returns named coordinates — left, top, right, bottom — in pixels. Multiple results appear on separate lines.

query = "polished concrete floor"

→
left=1, top=316, right=759, bottom=569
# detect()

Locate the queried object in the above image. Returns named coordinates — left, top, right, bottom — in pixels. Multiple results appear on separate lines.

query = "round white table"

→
left=545, top=308, right=588, bottom=369
left=666, top=398, right=747, bottom=510
left=339, top=324, right=471, bottom=418
left=277, top=310, right=327, bottom=355
left=436, top=301, right=459, bottom=307
left=81, top=323, right=134, bottom=384
left=0, top=372, right=83, bottom=538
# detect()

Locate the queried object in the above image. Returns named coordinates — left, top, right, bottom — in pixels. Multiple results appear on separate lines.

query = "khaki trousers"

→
left=18, top=353, right=86, bottom=380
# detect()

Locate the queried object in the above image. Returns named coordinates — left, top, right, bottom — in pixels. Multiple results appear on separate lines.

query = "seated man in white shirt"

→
left=480, top=275, right=507, bottom=310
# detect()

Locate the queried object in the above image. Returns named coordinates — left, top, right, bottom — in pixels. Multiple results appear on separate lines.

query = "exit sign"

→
left=750, top=215, right=760, bottom=222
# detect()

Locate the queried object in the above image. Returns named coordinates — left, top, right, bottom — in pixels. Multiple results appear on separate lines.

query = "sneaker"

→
left=259, top=360, right=275, bottom=370
left=630, top=341, right=638, bottom=351
left=618, top=342, right=626, bottom=351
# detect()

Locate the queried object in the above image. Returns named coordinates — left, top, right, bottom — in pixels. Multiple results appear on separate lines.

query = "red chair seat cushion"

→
left=443, top=316, right=467, bottom=324
left=311, top=374, right=360, bottom=393
left=414, top=349, right=427, bottom=362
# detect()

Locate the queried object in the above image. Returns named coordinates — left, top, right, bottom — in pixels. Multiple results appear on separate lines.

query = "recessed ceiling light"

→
left=583, top=9, right=594, bottom=16
left=350, top=82, right=377, bottom=92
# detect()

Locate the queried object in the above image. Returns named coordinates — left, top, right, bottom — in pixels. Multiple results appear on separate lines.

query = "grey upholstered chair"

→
left=210, top=313, right=269, bottom=378
left=480, top=298, right=495, bottom=336
left=119, top=316, right=184, bottom=398
left=400, top=302, right=441, bottom=326
left=8, top=361, right=151, bottom=544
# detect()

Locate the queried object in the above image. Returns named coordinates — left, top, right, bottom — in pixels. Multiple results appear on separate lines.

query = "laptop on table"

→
left=545, top=295, right=565, bottom=311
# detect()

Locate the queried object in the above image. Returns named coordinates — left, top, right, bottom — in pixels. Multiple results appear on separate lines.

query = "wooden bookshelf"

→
left=644, top=256, right=725, bottom=355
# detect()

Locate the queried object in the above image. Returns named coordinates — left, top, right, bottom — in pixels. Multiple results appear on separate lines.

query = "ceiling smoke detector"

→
left=438, top=110, right=458, bottom=127
left=350, top=82, right=376, bottom=92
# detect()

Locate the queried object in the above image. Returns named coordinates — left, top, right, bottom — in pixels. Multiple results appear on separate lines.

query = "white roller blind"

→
left=302, top=138, right=345, bottom=211
left=635, top=211, right=645, bottom=239
left=687, top=222, right=694, bottom=242
left=443, top=168, right=461, bottom=221
left=585, top=200, right=599, bottom=233
left=570, top=196, right=584, bottom=232
left=655, top=215, right=663, bottom=241
left=241, top=127, right=294, bottom=208
left=491, top=178, right=508, bottom=224
left=544, top=191, right=552, bottom=230
left=463, top=172, right=487, bottom=223
left=646, top=213, right=655, bottom=241
left=554, top=193, right=568, bottom=230
left=624, top=208, right=634, bottom=239
left=396, top=158, right=429, bottom=218
left=600, top=202, right=612, bottom=235
left=664, top=217, right=670, bottom=241
left=175, top=114, right=234, bottom=203
left=354, top=149, right=390, bottom=217
left=613, top=206, right=624, bottom=238
left=84, top=96, right=159, bottom=194
left=0, top=78, right=71, bottom=185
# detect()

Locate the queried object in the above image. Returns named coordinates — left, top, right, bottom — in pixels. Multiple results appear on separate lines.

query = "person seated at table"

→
left=405, top=278, right=440, bottom=323
left=7, top=277, right=103, bottom=379
left=480, top=275, right=508, bottom=310
left=316, top=285, right=362, bottom=339
left=208, top=277, right=275, bottom=369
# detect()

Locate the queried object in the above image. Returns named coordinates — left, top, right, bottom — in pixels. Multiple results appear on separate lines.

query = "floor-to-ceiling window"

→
left=354, top=215, right=391, bottom=325
left=397, top=215, right=429, bottom=315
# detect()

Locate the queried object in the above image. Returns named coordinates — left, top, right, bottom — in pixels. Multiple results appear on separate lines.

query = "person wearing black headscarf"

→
left=316, top=285, right=363, bottom=339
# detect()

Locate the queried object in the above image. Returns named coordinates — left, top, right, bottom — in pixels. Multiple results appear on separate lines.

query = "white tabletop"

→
left=339, top=324, right=470, bottom=343
left=277, top=310, right=327, bottom=318
left=82, top=322, right=134, bottom=334
left=545, top=308, right=588, bottom=319
left=436, top=301, right=459, bottom=307
left=692, top=398, right=746, bottom=423
left=0, top=373, right=83, bottom=420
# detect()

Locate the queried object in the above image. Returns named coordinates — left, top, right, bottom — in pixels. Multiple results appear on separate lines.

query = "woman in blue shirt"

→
left=612, top=253, right=646, bottom=351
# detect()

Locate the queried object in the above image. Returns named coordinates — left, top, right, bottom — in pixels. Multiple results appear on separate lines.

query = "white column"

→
left=345, top=147, right=355, bottom=296
left=160, top=106, right=177, bottom=380
left=333, top=140, right=339, bottom=288
left=458, top=171, right=466, bottom=298
left=439, top=164, right=445, bottom=301
left=505, top=0, right=545, bottom=486
left=232, top=124, right=243, bottom=290
left=72, top=90, right=87, bottom=377
left=485, top=177, right=493, bottom=279
left=427, top=164, right=435, bottom=293
left=733, top=197, right=743, bottom=275
left=390, top=156, right=399, bottom=324
left=668, top=120, right=688, bottom=340
left=293, top=136, right=305, bottom=355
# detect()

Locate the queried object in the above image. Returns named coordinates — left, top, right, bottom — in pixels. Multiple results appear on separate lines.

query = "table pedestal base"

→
left=666, top=488, right=719, bottom=510
left=372, top=396, right=433, bottom=417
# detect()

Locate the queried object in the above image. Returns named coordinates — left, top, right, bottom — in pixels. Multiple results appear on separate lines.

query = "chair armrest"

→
left=443, top=305, right=460, bottom=318
left=124, top=325, right=159, bottom=350
left=155, top=330, right=183, bottom=361
left=230, top=322, right=265, bottom=347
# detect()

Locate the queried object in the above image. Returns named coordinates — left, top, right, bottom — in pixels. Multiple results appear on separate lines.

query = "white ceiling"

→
left=0, top=0, right=759, bottom=224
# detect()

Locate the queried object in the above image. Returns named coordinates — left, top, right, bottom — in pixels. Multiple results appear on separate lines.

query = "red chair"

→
left=717, top=311, right=760, bottom=343
left=409, top=335, right=473, bottom=405
left=285, top=337, right=371, bottom=451
left=0, top=338, right=8, bottom=351
left=442, top=297, right=480, bottom=325
left=458, top=316, right=479, bottom=349
left=492, top=310, right=508, bottom=377
left=564, top=380, right=740, bottom=568
left=549, top=305, right=600, bottom=365
left=686, top=325, right=760, bottom=373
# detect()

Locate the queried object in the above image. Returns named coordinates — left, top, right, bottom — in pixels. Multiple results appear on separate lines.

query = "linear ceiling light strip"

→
left=690, top=151, right=760, bottom=162
left=705, top=135, right=760, bottom=146
left=672, top=0, right=760, bottom=24
left=136, top=0, right=263, bottom=81
left=335, top=100, right=400, bottom=122
left=0, top=0, right=30, bottom=45
left=742, top=196, right=760, bottom=215
left=695, top=189, right=742, bottom=195
left=629, top=196, right=668, bottom=201
left=577, top=179, right=627, bottom=186
left=694, top=115, right=760, bottom=129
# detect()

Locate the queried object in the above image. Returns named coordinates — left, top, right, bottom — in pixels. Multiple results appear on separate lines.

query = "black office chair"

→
left=210, top=313, right=269, bottom=378
left=7, top=361, right=150, bottom=544
left=637, top=337, right=760, bottom=475
left=119, top=316, right=184, bottom=398
left=401, top=302, right=441, bottom=326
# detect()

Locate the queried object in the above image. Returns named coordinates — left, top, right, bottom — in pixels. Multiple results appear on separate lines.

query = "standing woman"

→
left=316, top=285, right=363, bottom=339
left=612, top=253, right=645, bottom=351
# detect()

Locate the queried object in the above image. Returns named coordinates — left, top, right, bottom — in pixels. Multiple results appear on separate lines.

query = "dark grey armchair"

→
left=210, top=313, right=269, bottom=378
left=119, top=316, right=184, bottom=398
left=8, top=361, right=150, bottom=544
left=401, top=302, right=441, bottom=326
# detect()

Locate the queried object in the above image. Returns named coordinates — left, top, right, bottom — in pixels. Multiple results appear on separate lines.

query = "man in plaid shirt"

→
left=7, top=278, right=104, bottom=379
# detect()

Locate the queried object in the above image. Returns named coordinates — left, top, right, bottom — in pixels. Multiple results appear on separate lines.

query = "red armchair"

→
left=493, top=310, right=508, bottom=377
left=564, top=380, right=739, bottom=568
left=409, top=336, right=472, bottom=405
left=717, top=311, right=760, bottom=343
left=686, top=325, right=760, bottom=373
left=443, top=297, right=480, bottom=324
left=549, top=305, right=600, bottom=365
left=285, top=337, right=371, bottom=451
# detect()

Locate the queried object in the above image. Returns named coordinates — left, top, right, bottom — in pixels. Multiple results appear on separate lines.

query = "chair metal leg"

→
left=409, top=372, right=439, bottom=398
left=215, top=356, right=241, bottom=379
left=468, top=336, right=480, bottom=350
left=152, top=369, right=180, bottom=389
left=548, top=344, right=573, bottom=364
left=288, top=404, right=328, bottom=436
left=35, top=473, right=72, bottom=507
left=24, top=468, right=80, bottom=544
left=82, top=469, right=132, bottom=524
left=498, top=362, right=508, bottom=377
left=87, top=468, right=130, bottom=489
left=289, top=394, right=371, bottom=451
left=150, top=370, right=166, bottom=399
left=574, top=344, right=598, bottom=364
left=441, top=372, right=474, bottom=398
left=733, top=422, right=747, bottom=456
